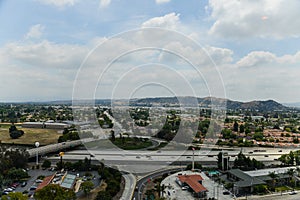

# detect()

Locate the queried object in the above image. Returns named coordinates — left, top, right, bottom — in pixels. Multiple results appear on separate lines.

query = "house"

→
left=177, top=174, right=208, bottom=198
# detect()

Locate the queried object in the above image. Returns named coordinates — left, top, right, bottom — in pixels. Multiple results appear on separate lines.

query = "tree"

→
left=239, top=124, right=245, bottom=133
left=110, top=130, right=115, bottom=142
left=268, top=172, right=278, bottom=190
left=42, top=160, right=51, bottom=169
left=34, top=184, right=76, bottom=200
left=81, top=181, right=94, bottom=196
left=233, top=121, right=239, bottom=132
left=0, top=147, right=29, bottom=173
left=2, top=192, right=28, bottom=200
left=7, top=168, right=29, bottom=181
left=96, top=191, right=112, bottom=200
left=289, top=151, right=295, bottom=165
left=9, top=124, right=24, bottom=139
left=287, top=168, right=295, bottom=185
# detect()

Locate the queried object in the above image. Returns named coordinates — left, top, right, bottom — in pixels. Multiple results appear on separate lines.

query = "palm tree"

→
left=287, top=168, right=295, bottom=187
left=296, top=167, right=300, bottom=177
left=268, top=172, right=279, bottom=190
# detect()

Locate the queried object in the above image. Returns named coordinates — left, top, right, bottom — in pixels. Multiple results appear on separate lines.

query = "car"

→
left=278, top=150, right=282, bottom=152
left=2, top=191, right=9, bottom=195
left=182, top=186, right=189, bottom=190
left=36, top=179, right=43, bottom=183
left=12, top=183, right=19, bottom=187
left=223, top=191, right=230, bottom=195
left=264, top=155, right=269, bottom=157
left=289, top=191, right=297, bottom=195
left=4, top=188, right=14, bottom=192
left=249, top=151, right=253, bottom=154
left=29, top=186, right=37, bottom=191
left=21, top=182, right=27, bottom=187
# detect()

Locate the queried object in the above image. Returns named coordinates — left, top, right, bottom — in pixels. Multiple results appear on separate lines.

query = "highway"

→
left=46, top=147, right=291, bottom=174
left=120, top=173, right=136, bottom=200
left=133, top=167, right=182, bottom=200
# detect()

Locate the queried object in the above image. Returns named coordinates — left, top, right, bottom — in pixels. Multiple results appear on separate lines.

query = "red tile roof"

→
left=36, top=174, right=56, bottom=191
left=178, top=174, right=208, bottom=193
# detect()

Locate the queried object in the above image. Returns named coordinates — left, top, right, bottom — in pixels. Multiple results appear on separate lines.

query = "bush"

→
left=42, top=160, right=51, bottom=168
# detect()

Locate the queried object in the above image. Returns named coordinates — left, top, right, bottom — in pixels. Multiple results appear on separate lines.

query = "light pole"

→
left=35, top=141, right=40, bottom=165
left=192, top=147, right=195, bottom=171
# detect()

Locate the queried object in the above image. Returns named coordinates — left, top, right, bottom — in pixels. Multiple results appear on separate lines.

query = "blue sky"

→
left=1, top=0, right=300, bottom=102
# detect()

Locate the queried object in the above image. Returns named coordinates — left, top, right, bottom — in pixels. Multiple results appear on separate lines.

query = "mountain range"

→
left=129, top=96, right=289, bottom=111
left=2, top=97, right=293, bottom=112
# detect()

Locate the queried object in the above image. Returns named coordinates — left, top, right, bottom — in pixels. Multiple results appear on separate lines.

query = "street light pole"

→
left=192, top=147, right=195, bottom=171
left=35, top=141, right=40, bottom=165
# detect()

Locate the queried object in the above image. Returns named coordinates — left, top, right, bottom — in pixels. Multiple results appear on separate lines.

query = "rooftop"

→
left=178, top=174, right=207, bottom=193
left=36, top=174, right=56, bottom=191
left=60, top=174, right=77, bottom=189
left=228, top=169, right=265, bottom=187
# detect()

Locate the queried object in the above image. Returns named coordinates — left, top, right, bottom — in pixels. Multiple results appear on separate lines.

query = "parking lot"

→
left=2, top=168, right=101, bottom=198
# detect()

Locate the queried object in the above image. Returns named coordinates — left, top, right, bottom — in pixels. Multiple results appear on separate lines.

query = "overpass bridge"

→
left=27, top=138, right=93, bottom=158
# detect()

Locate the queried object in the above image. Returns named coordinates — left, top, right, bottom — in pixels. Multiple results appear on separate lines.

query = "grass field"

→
left=0, top=124, right=62, bottom=145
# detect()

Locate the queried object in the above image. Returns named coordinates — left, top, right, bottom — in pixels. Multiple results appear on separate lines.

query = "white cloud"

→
left=4, top=40, right=88, bottom=69
left=37, top=0, right=77, bottom=7
left=208, top=0, right=300, bottom=39
left=155, top=0, right=171, bottom=4
left=219, top=50, right=300, bottom=102
left=25, top=24, right=45, bottom=40
left=237, top=51, right=277, bottom=68
left=236, top=51, right=300, bottom=68
left=142, top=13, right=180, bottom=30
left=99, top=0, right=111, bottom=8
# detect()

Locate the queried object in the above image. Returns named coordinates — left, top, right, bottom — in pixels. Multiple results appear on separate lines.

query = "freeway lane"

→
left=47, top=148, right=283, bottom=173
left=120, top=173, right=136, bottom=200
left=133, top=167, right=182, bottom=200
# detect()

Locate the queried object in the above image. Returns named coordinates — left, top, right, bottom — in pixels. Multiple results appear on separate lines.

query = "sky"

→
left=1, top=0, right=300, bottom=103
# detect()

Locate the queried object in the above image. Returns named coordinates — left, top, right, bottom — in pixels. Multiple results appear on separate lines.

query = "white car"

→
left=182, top=186, right=189, bottom=190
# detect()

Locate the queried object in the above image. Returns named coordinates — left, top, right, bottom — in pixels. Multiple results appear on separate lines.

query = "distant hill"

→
left=2, top=97, right=290, bottom=111
left=130, top=97, right=289, bottom=111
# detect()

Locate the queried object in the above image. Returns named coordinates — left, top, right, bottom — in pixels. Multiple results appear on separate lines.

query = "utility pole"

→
left=192, top=147, right=195, bottom=171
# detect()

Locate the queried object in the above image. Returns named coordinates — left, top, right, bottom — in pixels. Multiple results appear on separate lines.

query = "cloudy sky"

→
left=1, top=0, right=300, bottom=103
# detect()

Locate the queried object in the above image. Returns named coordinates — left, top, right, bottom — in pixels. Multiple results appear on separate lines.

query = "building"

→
left=225, top=169, right=265, bottom=195
left=221, top=152, right=230, bottom=171
left=36, top=174, right=56, bottom=191
left=222, top=166, right=298, bottom=195
left=177, top=174, right=208, bottom=198
left=22, top=122, right=70, bottom=129
left=60, top=174, right=77, bottom=190
left=35, top=172, right=78, bottom=192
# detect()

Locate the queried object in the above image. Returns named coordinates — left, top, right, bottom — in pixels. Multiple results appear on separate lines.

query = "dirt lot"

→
left=0, top=124, right=62, bottom=145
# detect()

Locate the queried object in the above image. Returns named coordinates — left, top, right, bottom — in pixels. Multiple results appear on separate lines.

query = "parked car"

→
left=4, top=188, right=14, bottom=192
left=223, top=191, right=230, bottom=195
left=21, top=181, right=27, bottom=187
left=289, top=191, right=297, bottom=195
left=182, top=186, right=189, bottom=190
left=29, top=186, right=37, bottom=191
